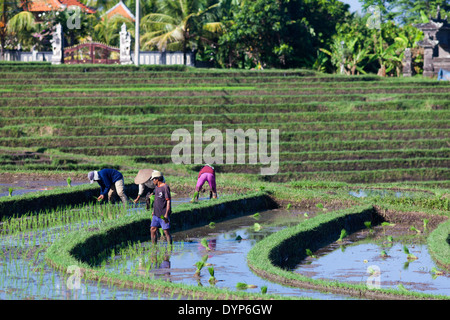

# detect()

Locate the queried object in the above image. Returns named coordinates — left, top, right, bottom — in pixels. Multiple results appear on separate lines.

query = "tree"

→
left=1, top=1, right=36, bottom=56
left=140, top=0, right=221, bottom=65
left=359, top=0, right=449, bottom=24
left=217, top=0, right=349, bottom=69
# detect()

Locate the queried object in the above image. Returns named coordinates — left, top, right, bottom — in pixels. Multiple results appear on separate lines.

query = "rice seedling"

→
left=286, top=203, right=292, bottom=210
left=306, top=248, right=316, bottom=258
left=236, top=282, right=257, bottom=290
left=194, top=255, right=208, bottom=277
left=410, top=226, right=421, bottom=234
left=253, top=223, right=262, bottom=231
left=303, top=212, right=309, bottom=218
left=66, top=177, right=72, bottom=187
left=208, top=222, right=215, bottom=229
left=261, top=286, right=267, bottom=294
left=8, top=188, right=13, bottom=197
left=430, top=267, right=445, bottom=277
left=337, top=229, right=348, bottom=242
left=252, top=212, right=260, bottom=219
left=200, top=238, right=210, bottom=251
left=208, top=267, right=216, bottom=284
left=403, top=245, right=418, bottom=260
left=386, top=235, right=394, bottom=243
left=364, top=221, right=373, bottom=232
left=423, top=219, right=429, bottom=232
left=380, top=250, right=389, bottom=258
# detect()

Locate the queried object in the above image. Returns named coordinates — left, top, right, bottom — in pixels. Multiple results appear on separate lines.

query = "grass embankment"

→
left=0, top=64, right=448, bottom=185
left=44, top=191, right=299, bottom=300
left=247, top=204, right=450, bottom=300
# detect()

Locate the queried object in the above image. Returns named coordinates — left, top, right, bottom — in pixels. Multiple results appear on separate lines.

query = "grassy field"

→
left=0, top=63, right=448, bottom=187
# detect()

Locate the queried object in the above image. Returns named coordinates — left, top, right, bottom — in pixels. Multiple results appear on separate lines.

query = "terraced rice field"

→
left=0, top=64, right=449, bottom=185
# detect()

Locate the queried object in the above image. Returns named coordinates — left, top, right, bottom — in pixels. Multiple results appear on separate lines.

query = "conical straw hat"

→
left=134, top=169, right=154, bottom=184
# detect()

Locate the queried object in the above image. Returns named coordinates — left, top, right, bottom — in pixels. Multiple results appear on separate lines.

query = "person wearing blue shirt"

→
left=88, top=168, right=128, bottom=204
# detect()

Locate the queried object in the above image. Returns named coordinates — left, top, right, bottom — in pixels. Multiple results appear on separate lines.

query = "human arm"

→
left=134, top=184, right=145, bottom=203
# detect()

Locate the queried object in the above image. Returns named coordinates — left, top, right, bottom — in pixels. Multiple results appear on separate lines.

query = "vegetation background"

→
left=1, top=0, right=449, bottom=76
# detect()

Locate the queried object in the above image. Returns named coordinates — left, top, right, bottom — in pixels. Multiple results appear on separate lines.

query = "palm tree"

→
left=6, top=9, right=36, bottom=49
left=140, top=0, right=221, bottom=65
left=1, top=1, right=37, bottom=57
left=93, top=13, right=134, bottom=46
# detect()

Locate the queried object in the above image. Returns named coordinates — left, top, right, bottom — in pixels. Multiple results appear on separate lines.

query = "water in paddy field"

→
left=292, top=224, right=450, bottom=296
left=103, top=208, right=358, bottom=299
left=0, top=182, right=84, bottom=197
left=0, top=187, right=448, bottom=300
left=0, top=197, right=353, bottom=300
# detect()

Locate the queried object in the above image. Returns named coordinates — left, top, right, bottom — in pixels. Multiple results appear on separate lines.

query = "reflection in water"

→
left=293, top=225, right=450, bottom=296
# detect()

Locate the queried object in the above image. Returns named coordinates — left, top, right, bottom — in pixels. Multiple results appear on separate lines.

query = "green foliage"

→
left=236, top=282, right=257, bottom=290
left=306, top=248, right=316, bottom=258
left=338, top=229, right=348, bottom=242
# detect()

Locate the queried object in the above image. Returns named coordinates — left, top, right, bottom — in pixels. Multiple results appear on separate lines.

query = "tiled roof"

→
left=22, top=0, right=64, bottom=12
left=60, top=0, right=96, bottom=14
left=22, top=0, right=96, bottom=13
left=105, top=1, right=135, bottom=21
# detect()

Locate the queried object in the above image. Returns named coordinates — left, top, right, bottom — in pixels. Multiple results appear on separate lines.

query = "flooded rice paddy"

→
left=293, top=223, right=450, bottom=296
left=0, top=184, right=448, bottom=300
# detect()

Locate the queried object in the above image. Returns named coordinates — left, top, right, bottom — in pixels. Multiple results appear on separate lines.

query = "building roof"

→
left=105, top=1, right=135, bottom=21
left=60, top=0, right=96, bottom=14
left=22, top=0, right=64, bottom=12
left=22, top=0, right=96, bottom=14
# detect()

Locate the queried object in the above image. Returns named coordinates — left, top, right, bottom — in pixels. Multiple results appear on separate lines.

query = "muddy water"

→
left=0, top=181, right=84, bottom=197
left=293, top=224, right=450, bottom=296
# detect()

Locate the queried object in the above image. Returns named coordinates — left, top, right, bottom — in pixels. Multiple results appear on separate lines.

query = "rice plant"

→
left=236, top=282, right=257, bottom=290
left=208, top=267, right=216, bottom=284
left=403, top=245, right=418, bottom=260
left=194, top=255, right=209, bottom=277
left=306, top=248, right=316, bottom=258
left=364, top=221, right=373, bottom=232
left=337, top=229, right=348, bottom=242
left=423, top=219, right=429, bottom=232
left=410, top=226, right=421, bottom=234
left=200, top=238, right=210, bottom=251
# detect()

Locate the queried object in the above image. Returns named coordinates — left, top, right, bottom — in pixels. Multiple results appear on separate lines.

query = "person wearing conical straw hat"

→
left=150, top=170, right=172, bottom=245
left=133, top=169, right=163, bottom=210
left=190, top=164, right=217, bottom=203
left=87, top=168, right=128, bottom=204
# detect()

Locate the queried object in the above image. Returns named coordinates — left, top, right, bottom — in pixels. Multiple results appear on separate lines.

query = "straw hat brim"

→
left=134, top=169, right=154, bottom=184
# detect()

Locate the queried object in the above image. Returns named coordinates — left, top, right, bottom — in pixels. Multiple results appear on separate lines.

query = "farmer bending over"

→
left=151, top=170, right=172, bottom=246
left=88, top=168, right=128, bottom=205
left=133, top=169, right=163, bottom=210
left=191, top=164, right=217, bottom=202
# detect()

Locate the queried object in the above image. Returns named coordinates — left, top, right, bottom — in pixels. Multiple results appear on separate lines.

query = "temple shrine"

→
left=414, top=6, right=450, bottom=77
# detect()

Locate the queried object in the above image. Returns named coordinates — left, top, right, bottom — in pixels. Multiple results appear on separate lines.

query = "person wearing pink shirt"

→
left=190, top=164, right=217, bottom=202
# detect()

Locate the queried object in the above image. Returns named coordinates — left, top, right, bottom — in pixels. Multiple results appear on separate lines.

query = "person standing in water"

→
left=150, top=170, right=172, bottom=246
